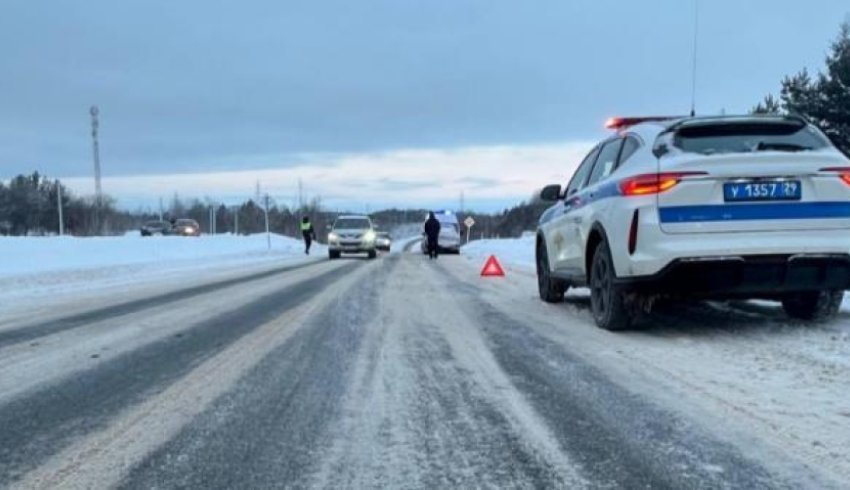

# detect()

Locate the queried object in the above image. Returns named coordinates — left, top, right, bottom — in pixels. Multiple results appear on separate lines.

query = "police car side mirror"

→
left=539, top=184, right=562, bottom=202
left=653, top=144, right=669, bottom=158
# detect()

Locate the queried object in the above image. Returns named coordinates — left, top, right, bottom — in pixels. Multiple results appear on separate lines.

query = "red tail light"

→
left=619, top=172, right=707, bottom=196
left=820, top=167, right=850, bottom=187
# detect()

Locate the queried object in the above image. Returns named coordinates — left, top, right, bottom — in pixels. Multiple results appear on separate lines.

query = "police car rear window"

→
left=674, top=121, right=829, bottom=155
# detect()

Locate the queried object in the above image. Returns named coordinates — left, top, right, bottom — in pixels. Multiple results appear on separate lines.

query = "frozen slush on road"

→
left=461, top=234, right=850, bottom=487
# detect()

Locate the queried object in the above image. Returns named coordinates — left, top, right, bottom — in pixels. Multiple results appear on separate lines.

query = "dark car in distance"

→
left=140, top=220, right=172, bottom=236
left=375, top=232, right=392, bottom=252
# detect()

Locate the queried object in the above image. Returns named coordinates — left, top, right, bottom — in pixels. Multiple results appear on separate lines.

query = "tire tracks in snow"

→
left=0, top=260, right=360, bottom=487
left=0, top=258, right=325, bottom=349
left=433, top=258, right=799, bottom=489
left=450, top=259, right=850, bottom=487
left=115, top=255, right=398, bottom=489
left=308, top=254, right=587, bottom=488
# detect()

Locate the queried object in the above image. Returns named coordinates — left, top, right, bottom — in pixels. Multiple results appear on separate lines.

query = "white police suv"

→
left=536, top=115, right=850, bottom=330
left=420, top=210, right=462, bottom=254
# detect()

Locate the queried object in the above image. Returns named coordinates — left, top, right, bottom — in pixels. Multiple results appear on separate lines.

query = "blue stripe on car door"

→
left=659, top=202, right=850, bottom=223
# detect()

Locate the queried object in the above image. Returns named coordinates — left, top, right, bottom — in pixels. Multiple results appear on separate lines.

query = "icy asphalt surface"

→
left=0, top=246, right=847, bottom=489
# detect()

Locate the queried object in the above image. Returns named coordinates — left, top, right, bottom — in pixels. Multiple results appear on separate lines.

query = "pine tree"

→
left=756, top=23, right=850, bottom=155
left=752, top=94, right=781, bottom=114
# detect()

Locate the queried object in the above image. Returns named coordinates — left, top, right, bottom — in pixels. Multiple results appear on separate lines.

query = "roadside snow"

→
left=0, top=233, right=317, bottom=277
left=0, top=233, right=323, bottom=310
left=461, top=236, right=535, bottom=271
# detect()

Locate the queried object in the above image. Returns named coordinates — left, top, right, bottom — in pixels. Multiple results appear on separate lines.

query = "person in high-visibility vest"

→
left=300, top=216, right=316, bottom=255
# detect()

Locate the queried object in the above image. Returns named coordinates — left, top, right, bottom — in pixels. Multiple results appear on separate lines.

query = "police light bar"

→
left=605, top=116, right=683, bottom=130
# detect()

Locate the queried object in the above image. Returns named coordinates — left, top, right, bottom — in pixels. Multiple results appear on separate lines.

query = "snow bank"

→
left=462, top=236, right=535, bottom=270
left=0, top=233, right=318, bottom=277
left=0, top=233, right=325, bottom=308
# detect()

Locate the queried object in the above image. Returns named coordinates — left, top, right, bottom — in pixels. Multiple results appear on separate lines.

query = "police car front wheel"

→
left=536, top=241, right=567, bottom=303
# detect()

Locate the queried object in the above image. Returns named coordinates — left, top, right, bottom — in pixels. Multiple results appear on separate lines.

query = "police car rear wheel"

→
left=782, top=290, right=842, bottom=321
left=590, top=240, right=631, bottom=331
left=536, top=241, right=566, bottom=303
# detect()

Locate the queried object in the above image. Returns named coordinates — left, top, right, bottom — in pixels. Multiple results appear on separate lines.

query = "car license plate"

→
left=723, top=180, right=801, bottom=202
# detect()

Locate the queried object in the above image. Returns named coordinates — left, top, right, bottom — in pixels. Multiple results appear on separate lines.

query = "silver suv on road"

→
left=328, top=215, right=378, bottom=259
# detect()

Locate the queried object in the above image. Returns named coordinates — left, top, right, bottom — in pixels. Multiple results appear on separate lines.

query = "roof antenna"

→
left=689, top=0, right=700, bottom=117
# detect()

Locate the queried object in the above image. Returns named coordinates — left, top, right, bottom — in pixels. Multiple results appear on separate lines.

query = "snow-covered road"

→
left=0, top=241, right=848, bottom=488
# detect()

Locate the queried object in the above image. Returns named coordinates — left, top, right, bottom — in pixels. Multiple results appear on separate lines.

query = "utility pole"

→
left=234, top=206, right=239, bottom=235
left=264, top=193, right=271, bottom=250
left=158, top=197, right=164, bottom=221
left=298, top=178, right=304, bottom=211
left=57, top=184, right=64, bottom=236
left=90, top=106, right=103, bottom=234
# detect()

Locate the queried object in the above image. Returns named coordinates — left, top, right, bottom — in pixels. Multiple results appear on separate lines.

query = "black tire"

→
left=368, top=250, right=377, bottom=260
left=589, top=239, right=632, bottom=331
left=329, top=251, right=340, bottom=260
left=782, top=290, right=843, bottom=321
left=536, top=240, right=567, bottom=303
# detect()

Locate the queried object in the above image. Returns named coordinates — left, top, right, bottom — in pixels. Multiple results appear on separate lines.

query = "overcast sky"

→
left=2, top=0, right=848, bottom=211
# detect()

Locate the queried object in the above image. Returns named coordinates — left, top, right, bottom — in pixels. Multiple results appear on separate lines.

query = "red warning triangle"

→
left=480, top=255, right=505, bottom=277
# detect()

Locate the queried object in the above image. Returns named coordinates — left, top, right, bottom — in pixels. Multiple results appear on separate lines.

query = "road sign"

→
left=480, top=255, right=505, bottom=277
left=464, top=216, right=475, bottom=228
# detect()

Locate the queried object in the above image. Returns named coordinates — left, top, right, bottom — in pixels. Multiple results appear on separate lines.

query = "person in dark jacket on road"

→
left=300, top=216, right=316, bottom=255
left=424, top=212, right=441, bottom=260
